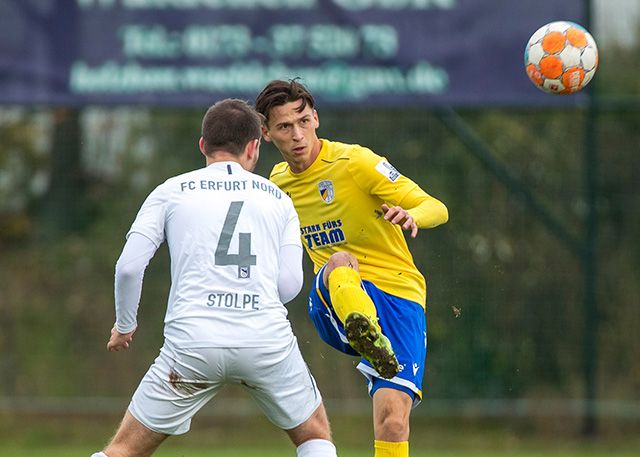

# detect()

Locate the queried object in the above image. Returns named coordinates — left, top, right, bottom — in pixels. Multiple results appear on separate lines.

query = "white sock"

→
left=90, top=453, right=108, bottom=457
left=297, top=439, right=337, bottom=457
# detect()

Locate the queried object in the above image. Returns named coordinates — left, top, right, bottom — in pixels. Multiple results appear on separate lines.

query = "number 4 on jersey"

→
left=215, top=201, right=256, bottom=279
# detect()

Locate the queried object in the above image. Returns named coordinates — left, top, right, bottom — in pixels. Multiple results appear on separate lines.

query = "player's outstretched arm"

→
left=381, top=192, right=448, bottom=238
left=402, top=191, right=449, bottom=229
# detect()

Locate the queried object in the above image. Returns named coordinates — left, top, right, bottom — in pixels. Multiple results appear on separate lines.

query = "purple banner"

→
left=0, top=0, right=586, bottom=106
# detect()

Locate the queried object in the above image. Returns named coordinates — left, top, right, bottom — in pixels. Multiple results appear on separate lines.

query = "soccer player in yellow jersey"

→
left=256, top=79, right=448, bottom=457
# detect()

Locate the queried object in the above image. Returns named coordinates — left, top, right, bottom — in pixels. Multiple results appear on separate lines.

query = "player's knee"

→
left=327, top=252, right=358, bottom=271
left=375, top=412, right=409, bottom=441
left=324, top=252, right=359, bottom=286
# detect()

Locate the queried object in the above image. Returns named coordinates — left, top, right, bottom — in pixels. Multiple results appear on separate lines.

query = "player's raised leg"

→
left=286, top=403, right=337, bottom=457
left=324, top=252, right=399, bottom=379
left=93, top=410, right=167, bottom=457
left=372, top=388, right=412, bottom=457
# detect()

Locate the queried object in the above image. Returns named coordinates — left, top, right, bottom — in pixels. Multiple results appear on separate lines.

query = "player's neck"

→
left=205, top=152, right=241, bottom=167
left=290, top=139, right=323, bottom=174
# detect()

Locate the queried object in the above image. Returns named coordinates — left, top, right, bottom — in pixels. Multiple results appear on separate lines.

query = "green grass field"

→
left=1, top=412, right=638, bottom=457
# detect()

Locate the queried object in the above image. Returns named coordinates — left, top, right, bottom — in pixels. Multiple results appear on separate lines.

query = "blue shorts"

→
left=308, top=265, right=427, bottom=406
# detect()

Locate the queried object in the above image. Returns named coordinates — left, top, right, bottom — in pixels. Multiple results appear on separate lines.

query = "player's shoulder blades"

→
left=251, top=171, right=291, bottom=202
left=144, top=170, right=193, bottom=194
left=165, top=168, right=201, bottom=184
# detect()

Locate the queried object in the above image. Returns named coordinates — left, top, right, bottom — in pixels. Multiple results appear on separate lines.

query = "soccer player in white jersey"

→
left=90, top=99, right=338, bottom=457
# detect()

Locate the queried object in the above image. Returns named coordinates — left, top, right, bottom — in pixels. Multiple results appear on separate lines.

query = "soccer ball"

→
left=524, top=21, right=598, bottom=95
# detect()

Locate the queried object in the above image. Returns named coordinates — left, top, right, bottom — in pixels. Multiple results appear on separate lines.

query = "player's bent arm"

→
left=348, top=149, right=448, bottom=228
left=401, top=189, right=449, bottom=229
left=278, top=244, right=304, bottom=304
left=114, top=232, right=158, bottom=333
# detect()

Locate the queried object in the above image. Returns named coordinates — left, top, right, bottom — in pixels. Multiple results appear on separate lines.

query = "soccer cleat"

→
left=344, top=312, right=399, bottom=379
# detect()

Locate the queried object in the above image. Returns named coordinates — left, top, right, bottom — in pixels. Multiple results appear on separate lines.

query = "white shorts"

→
left=128, top=338, right=322, bottom=435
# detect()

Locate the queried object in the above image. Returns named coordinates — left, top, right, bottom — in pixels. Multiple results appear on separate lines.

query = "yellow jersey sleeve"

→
left=348, top=147, right=448, bottom=228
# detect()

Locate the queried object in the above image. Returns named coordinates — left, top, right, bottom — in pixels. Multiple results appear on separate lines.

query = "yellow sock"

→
left=328, top=266, right=378, bottom=325
left=374, top=440, right=409, bottom=457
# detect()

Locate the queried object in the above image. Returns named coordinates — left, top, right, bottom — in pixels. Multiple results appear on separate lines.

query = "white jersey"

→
left=127, top=161, right=301, bottom=348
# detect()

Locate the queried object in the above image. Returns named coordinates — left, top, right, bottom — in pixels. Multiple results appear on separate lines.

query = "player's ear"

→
left=245, top=138, right=259, bottom=158
left=313, top=109, right=320, bottom=128
left=252, top=138, right=261, bottom=161
left=261, top=125, right=272, bottom=143
left=198, top=137, right=206, bottom=156
left=241, top=138, right=259, bottom=171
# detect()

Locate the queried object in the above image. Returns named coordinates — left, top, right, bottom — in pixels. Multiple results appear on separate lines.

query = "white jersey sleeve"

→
left=126, top=184, right=168, bottom=247
left=278, top=244, right=303, bottom=304
left=114, top=233, right=158, bottom=333
left=278, top=203, right=303, bottom=304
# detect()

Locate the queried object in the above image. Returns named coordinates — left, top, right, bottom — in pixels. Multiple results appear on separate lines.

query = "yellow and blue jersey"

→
left=270, top=139, right=440, bottom=307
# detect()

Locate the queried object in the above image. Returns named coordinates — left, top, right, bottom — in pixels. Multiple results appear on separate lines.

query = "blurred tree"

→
left=39, top=108, right=87, bottom=238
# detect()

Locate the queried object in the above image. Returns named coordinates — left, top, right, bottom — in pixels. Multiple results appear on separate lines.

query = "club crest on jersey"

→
left=318, top=180, right=334, bottom=204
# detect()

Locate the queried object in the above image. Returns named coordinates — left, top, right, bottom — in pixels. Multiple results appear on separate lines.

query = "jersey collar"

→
left=206, top=161, right=245, bottom=174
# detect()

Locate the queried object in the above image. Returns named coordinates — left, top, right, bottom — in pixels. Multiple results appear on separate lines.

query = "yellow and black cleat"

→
left=344, top=312, right=399, bottom=379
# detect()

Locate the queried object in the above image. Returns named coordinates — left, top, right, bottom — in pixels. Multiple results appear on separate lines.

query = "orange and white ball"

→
left=525, top=21, right=598, bottom=95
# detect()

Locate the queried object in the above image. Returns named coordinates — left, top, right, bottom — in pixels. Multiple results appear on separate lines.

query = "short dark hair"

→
left=255, top=79, right=315, bottom=125
left=201, top=99, right=263, bottom=156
